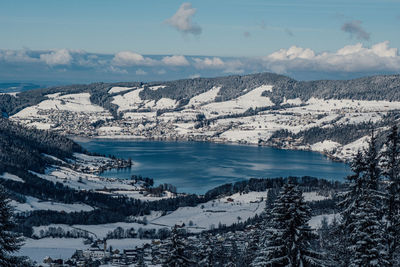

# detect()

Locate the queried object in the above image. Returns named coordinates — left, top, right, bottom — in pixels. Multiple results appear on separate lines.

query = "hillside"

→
left=3, top=72, right=400, bottom=161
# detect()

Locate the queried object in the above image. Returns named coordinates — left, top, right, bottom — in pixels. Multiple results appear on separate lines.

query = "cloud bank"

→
left=263, top=41, right=398, bottom=74
left=0, top=41, right=399, bottom=83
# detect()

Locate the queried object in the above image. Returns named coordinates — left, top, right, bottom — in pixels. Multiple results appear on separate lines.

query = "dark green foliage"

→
left=263, top=74, right=400, bottom=105
left=253, top=182, right=323, bottom=266
left=0, top=186, right=23, bottom=267
left=339, top=134, right=389, bottom=266
left=0, top=118, right=82, bottom=173
left=164, top=225, right=194, bottom=267
left=381, top=125, right=400, bottom=264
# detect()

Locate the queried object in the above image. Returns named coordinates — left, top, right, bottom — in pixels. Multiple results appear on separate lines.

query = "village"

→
left=34, top=227, right=254, bottom=267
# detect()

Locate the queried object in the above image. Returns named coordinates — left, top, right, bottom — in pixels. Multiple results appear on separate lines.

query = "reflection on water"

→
left=78, top=139, right=351, bottom=194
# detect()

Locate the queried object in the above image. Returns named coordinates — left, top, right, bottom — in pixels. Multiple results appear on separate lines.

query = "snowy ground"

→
left=309, top=214, right=340, bottom=229
left=0, top=172, right=25, bottom=183
left=11, top=196, right=94, bottom=213
left=17, top=237, right=152, bottom=263
left=151, top=191, right=267, bottom=232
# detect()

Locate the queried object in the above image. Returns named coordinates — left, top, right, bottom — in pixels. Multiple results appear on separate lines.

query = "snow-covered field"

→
left=17, top=238, right=88, bottom=262
left=17, top=237, right=152, bottom=263
left=151, top=191, right=267, bottom=232
left=11, top=92, right=112, bottom=131
left=11, top=196, right=94, bottom=213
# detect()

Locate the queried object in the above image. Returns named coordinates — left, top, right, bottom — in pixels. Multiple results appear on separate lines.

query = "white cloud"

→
left=109, top=66, right=128, bottom=74
left=268, top=46, right=315, bottom=60
left=162, top=55, right=189, bottom=66
left=193, top=57, right=225, bottom=69
left=0, top=49, right=38, bottom=63
left=136, top=69, right=147, bottom=75
left=40, top=49, right=72, bottom=66
left=112, top=51, right=156, bottom=66
left=263, top=41, right=400, bottom=73
left=165, top=3, right=202, bottom=35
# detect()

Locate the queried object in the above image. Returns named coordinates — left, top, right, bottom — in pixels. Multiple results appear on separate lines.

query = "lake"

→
left=77, top=139, right=351, bottom=194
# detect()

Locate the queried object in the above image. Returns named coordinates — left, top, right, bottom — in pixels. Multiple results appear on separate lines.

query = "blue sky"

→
left=1, top=0, right=399, bottom=83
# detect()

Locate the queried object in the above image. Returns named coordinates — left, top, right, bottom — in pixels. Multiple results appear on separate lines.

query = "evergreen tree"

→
left=0, top=186, right=23, bottom=267
left=253, top=182, right=323, bottom=266
left=199, top=234, right=214, bottom=267
left=341, top=134, right=389, bottom=266
left=321, top=217, right=347, bottom=266
left=337, top=150, right=366, bottom=266
left=381, top=125, right=400, bottom=263
left=164, top=225, right=193, bottom=267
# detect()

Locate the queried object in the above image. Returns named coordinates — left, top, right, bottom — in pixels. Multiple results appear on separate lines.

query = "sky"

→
left=0, top=0, right=399, bottom=84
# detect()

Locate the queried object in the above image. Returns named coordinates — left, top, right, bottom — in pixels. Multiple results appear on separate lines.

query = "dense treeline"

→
left=263, top=74, right=400, bottom=105
left=0, top=118, right=82, bottom=173
left=204, top=176, right=343, bottom=200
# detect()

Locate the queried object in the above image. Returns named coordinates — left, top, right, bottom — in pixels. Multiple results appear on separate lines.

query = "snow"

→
left=311, top=140, right=341, bottom=153
left=0, top=92, right=18, bottom=96
left=203, top=85, right=274, bottom=116
left=97, top=126, right=124, bottom=134
left=308, top=214, right=339, bottom=229
left=154, top=98, right=177, bottom=109
left=14, top=93, right=104, bottom=116
left=11, top=196, right=94, bottom=213
left=283, top=97, right=302, bottom=105
left=333, top=135, right=370, bottom=160
left=151, top=191, right=267, bottom=232
left=188, top=86, right=221, bottom=107
left=108, top=86, right=136, bottom=94
left=106, top=238, right=152, bottom=250
left=17, top=237, right=153, bottom=263
left=303, top=192, right=331, bottom=202
left=31, top=166, right=138, bottom=192
left=17, top=238, right=88, bottom=262
left=112, top=88, right=146, bottom=111
left=149, top=85, right=166, bottom=91
left=11, top=92, right=112, bottom=131
left=33, top=222, right=165, bottom=239
left=0, top=172, right=25, bottom=183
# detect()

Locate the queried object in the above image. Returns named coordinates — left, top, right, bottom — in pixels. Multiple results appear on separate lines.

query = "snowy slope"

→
left=151, top=191, right=267, bottom=232
left=11, top=196, right=94, bottom=213
left=0, top=172, right=25, bottom=183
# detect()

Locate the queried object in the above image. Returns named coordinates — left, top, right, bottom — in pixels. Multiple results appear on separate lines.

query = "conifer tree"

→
left=198, top=234, right=214, bottom=267
left=341, top=134, right=389, bottom=266
left=164, top=225, right=193, bottom=267
left=0, top=186, right=23, bottom=267
left=381, top=125, right=400, bottom=263
left=253, top=182, right=323, bottom=266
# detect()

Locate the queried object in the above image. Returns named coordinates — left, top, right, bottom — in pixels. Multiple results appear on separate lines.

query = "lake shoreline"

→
left=70, top=134, right=349, bottom=164
left=75, top=137, right=351, bottom=194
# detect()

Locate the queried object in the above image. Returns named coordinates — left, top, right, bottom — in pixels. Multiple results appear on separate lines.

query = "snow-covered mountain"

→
left=5, top=72, right=400, bottom=161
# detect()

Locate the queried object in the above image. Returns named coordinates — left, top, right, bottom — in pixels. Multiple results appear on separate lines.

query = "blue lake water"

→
left=77, top=139, right=351, bottom=194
